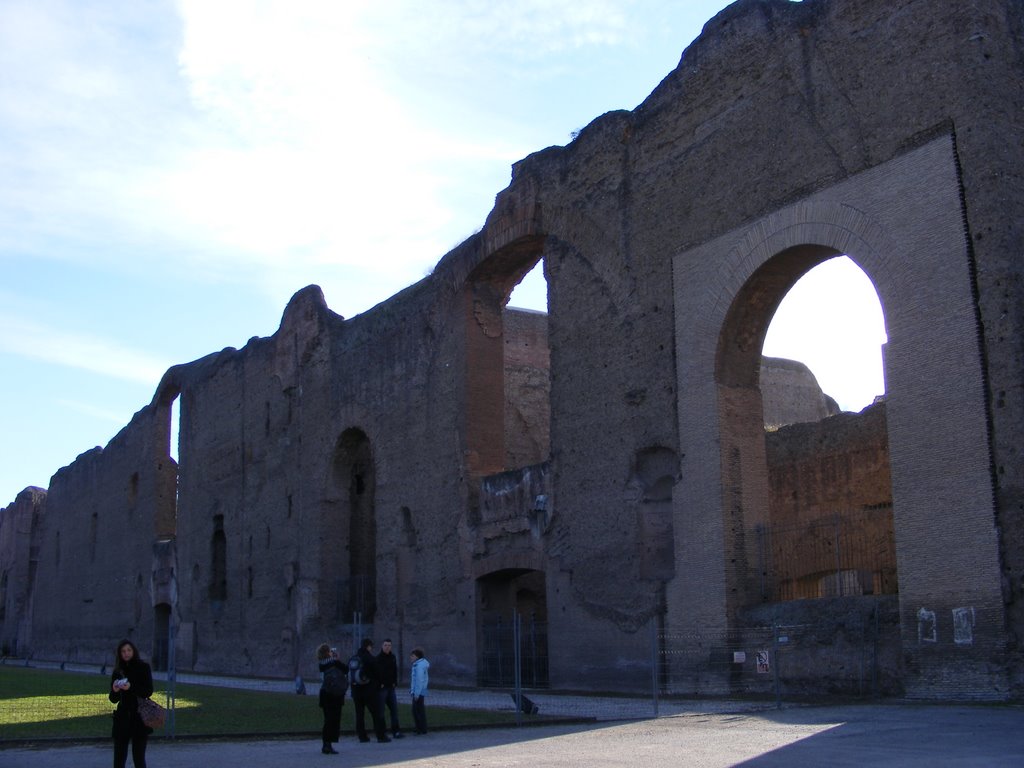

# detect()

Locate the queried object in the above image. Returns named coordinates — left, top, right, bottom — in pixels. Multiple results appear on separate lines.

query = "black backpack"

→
left=348, top=653, right=369, bottom=686
left=322, top=665, right=347, bottom=698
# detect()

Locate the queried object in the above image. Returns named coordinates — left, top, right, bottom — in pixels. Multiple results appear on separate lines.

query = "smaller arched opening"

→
left=462, top=237, right=550, bottom=484
left=153, top=385, right=181, bottom=538
left=324, top=428, right=376, bottom=624
left=476, top=568, right=549, bottom=688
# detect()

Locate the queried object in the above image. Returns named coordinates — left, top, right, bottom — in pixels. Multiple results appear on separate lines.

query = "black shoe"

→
left=322, top=745, right=338, bottom=754
left=378, top=736, right=391, bottom=743
left=393, top=732, right=404, bottom=739
left=359, top=737, right=370, bottom=743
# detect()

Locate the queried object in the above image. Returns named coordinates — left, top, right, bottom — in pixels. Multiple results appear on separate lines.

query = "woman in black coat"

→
left=108, top=639, right=154, bottom=768
left=317, top=643, right=347, bottom=754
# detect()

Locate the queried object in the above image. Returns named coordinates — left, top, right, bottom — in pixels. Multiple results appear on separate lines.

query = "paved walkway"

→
left=3, top=702, right=1024, bottom=767
left=6, top=662, right=1024, bottom=765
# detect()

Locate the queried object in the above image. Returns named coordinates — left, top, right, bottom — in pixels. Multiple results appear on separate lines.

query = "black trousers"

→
left=321, top=699, right=343, bottom=744
left=379, top=686, right=402, bottom=734
left=113, top=730, right=148, bottom=768
left=351, top=684, right=386, bottom=740
left=412, top=694, right=427, bottom=734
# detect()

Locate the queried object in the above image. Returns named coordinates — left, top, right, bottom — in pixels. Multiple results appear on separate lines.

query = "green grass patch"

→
left=0, top=666, right=523, bottom=741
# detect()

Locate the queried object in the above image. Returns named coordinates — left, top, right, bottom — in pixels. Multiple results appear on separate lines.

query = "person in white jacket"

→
left=409, top=647, right=430, bottom=734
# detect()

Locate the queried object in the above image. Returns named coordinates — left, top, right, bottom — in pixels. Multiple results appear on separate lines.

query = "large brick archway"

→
left=670, top=134, right=1006, bottom=698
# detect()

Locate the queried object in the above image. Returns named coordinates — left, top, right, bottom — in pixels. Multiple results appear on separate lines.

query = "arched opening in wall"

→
left=209, top=514, right=227, bottom=604
left=154, top=387, right=181, bottom=538
left=153, top=603, right=171, bottom=672
left=717, top=249, right=896, bottom=611
left=476, top=569, right=549, bottom=688
left=463, top=240, right=550, bottom=490
left=325, top=428, right=376, bottom=623
left=506, top=261, right=551, bottom=471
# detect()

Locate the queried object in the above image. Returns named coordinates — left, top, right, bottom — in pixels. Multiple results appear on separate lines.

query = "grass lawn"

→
left=0, top=666, right=523, bottom=741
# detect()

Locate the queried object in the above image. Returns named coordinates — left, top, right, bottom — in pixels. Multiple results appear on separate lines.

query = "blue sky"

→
left=0, top=0, right=885, bottom=506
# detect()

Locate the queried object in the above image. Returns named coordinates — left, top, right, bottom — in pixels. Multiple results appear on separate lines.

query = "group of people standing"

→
left=317, top=637, right=430, bottom=755
left=103, top=635, right=430, bottom=763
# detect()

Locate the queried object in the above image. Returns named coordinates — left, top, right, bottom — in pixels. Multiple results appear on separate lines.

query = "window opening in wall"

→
left=210, top=514, right=227, bottom=601
left=504, top=259, right=551, bottom=472
left=169, top=394, right=180, bottom=463
left=128, top=472, right=139, bottom=507
left=0, top=571, right=7, bottom=620
left=325, top=428, right=376, bottom=622
left=156, top=388, right=181, bottom=538
left=507, top=261, right=548, bottom=313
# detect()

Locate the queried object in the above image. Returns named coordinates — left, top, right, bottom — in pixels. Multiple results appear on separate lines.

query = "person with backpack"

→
left=349, top=637, right=390, bottom=743
left=317, top=643, right=347, bottom=754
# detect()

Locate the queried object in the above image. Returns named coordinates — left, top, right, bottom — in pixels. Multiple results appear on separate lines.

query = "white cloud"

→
left=0, top=315, right=170, bottom=385
left=56, top=399, right=139, bottom=425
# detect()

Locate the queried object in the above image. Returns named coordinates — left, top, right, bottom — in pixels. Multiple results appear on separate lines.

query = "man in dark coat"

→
left=351, top=637, right=390, bottom=743
left=376, top=638, right=404, bottom=738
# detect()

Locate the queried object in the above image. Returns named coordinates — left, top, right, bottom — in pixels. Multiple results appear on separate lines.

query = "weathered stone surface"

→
left=1, top=0, right=1022, bottom=700
left=761, top=356, right=840, bottom=428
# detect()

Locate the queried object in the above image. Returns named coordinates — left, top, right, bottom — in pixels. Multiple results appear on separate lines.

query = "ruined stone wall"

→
left=503, top=308, right=550, bottom=469
left=765, top=402, right=895, bottom=600
left=166, top=278, right=482, bottom=678
left=496, top=0, right=1023, bottom=694
left=761, top=356, right=839, bottom=428
left=4, top=0, right=1023, bottom=699
left=25, top=404, right=170, bottom=664
left=767, top=402, right=891, bottom=524
left=0, top=487, right=45, bottom=656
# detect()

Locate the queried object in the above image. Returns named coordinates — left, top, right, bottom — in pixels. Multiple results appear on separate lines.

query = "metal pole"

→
left=651, top=618, right=659, bottom=718
left=772, top=622, right=781, bottom=710
left=167, top=622, right=177, bottom=738
left=834, top=512, right=843, bottom=596
left=513, top=612, right=522, bottom=727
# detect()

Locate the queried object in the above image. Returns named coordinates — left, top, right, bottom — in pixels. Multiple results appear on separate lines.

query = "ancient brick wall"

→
left=503, top=308, right=550, bottom=470
left=760, top=356, right=839, bottom=428
left=3, top=0, right=1023, bottom=699
left=0, top=487, right=45, bottom=656
left=767, top=402, right=891, bottom=523
left=25, top=403, right=171, bottom=664
left=765, top=402, right=895, bottom=600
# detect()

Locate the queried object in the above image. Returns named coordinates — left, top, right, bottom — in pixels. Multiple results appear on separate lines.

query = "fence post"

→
left=651, top=619, right=659, bottom=718
left=772, top=620, right=781, bottom=710
left=513, top=612, right=522, bottom=727
left=834, top=512, right=843, bottom=596
left=167, top=621, right=177, bottom=739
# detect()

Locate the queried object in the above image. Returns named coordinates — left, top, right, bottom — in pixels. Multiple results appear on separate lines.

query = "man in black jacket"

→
left=376, top=638, right=404, bottom=738
left=351, top=638, right=390, bottom=743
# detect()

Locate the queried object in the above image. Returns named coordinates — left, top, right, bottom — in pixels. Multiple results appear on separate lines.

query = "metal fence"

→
left=479, top=614, right=549, bottom=689
left=2, top=597, right=901, bottom=743
left=656, top=601, right=900, bottom=705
